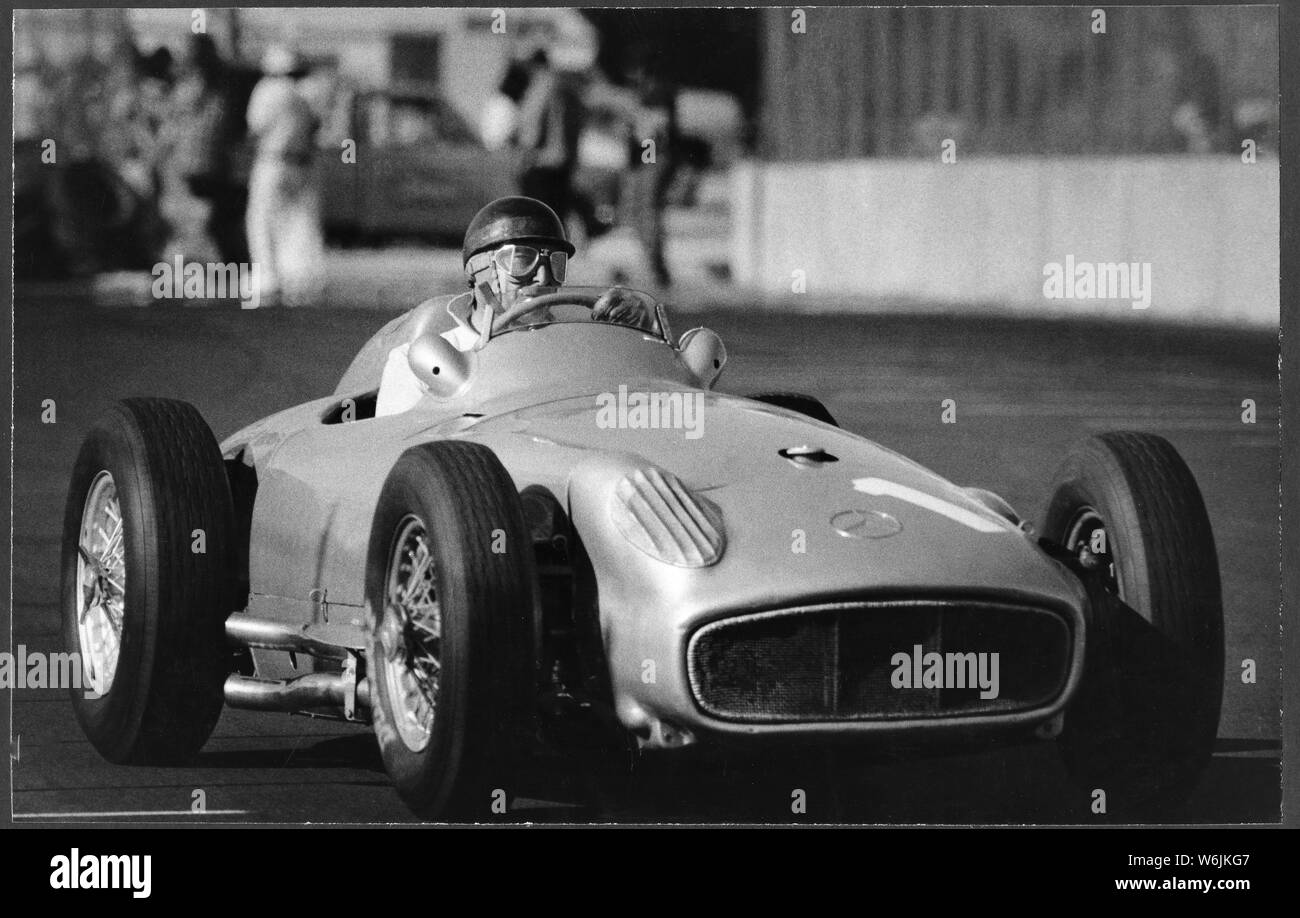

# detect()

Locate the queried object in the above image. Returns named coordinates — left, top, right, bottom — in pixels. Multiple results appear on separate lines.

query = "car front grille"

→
left=686, top=600, right=1073, bottom=723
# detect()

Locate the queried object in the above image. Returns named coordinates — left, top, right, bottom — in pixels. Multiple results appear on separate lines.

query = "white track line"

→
left=14, top=810, right=250, bottom=818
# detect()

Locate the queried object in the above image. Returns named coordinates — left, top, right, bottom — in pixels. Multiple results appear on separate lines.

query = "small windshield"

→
left=490, top=287, right=671, bottom=343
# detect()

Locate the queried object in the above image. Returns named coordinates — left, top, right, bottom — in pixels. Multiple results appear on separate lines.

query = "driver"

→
left=376, top=196, right=650, bottom=417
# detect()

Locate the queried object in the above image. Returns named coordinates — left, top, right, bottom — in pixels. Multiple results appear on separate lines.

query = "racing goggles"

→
left=490, top=243, right=568, bottom=284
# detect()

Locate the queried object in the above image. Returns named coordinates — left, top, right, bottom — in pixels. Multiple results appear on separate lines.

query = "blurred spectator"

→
left=1233, top=98, right=1276, bottom=155
left=105, top=41, right=172, bottom=265
left=245, top=44, right=324, bottom=307
left=14, top=47, right=54, bottom=144
left=1171, top=49, right=1224, bottom=154
left=482, top=58, right=531, bottom=151
left=162, top=34, right=245, bottom=262
left=515, top=50, right=584, bottom=223
left=621, top=49, right=679, bottom=287
left=21, top=33, right=166, bottom=277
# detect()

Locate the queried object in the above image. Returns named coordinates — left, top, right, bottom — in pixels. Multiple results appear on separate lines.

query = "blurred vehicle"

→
left=313, top=85, right=619, bottom=246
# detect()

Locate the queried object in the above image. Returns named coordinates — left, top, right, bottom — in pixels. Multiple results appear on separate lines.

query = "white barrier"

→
left=731, top=157, right=1279, bottom=326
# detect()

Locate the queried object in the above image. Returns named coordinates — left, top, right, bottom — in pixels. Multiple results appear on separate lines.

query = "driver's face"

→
left=495, top=247, right=559, bottom=310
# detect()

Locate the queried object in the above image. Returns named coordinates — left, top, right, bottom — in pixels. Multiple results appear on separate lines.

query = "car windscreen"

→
left=489, top=288, right=669, bottom=343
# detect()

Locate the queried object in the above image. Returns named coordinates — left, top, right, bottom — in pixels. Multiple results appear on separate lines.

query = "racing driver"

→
left=376, top=196, right=650, bottom=416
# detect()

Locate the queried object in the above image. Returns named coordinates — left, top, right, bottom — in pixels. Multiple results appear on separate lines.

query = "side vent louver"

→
left=611, top=469, right=724, bottom=568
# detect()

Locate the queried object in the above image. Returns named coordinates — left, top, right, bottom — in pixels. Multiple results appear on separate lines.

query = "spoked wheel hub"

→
left=76, top=470, right=126, bottom=696
left=380, top=515, right=443, bottom=753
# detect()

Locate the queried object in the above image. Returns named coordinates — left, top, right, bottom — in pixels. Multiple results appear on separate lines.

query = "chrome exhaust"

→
left=225, top=615, right=370, bottom=720
left=225, top=615, right=354, bottom=661
left=224, top=672, right=370, bottom=717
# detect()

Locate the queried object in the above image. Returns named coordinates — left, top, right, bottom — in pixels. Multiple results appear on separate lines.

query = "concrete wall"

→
left=731, top=157, right=1279, bottom=326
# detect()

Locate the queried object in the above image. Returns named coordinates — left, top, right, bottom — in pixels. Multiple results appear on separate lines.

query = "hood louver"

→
left=611, top=468, right=725, bottom=568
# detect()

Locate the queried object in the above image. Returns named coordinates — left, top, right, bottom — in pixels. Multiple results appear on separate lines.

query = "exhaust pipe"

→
left=224, top=673, right=371, bottom=716
left=226, top=615, right=354, bottom=661
left=224, top=615, right=372, bottom=719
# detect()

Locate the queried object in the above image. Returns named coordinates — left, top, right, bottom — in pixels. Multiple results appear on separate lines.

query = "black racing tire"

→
left=747, top=392, right=839, bottom=427
left=1041, top=432, right=1223, bottom=816
left=61, top=398, right=236, bottom=765
left=365, top=441, right=538, bottom=820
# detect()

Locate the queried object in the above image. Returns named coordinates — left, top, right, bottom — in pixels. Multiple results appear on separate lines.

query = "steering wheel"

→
left=491, top=289, right=602, bottom=333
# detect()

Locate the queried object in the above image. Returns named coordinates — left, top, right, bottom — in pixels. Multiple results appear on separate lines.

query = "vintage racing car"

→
left=62, top=288, right=1224, bottom=819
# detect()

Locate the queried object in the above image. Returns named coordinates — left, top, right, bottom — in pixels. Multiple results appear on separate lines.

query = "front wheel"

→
left=61, top=398, right=236, bottom=764
left=366, top=441, right=538, bottom=820
left=1042, top=432, right=1223, bottom=816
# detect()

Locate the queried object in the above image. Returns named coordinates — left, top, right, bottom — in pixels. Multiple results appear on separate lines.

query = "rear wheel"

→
left=61, top=398, right=236, bottom=764
left=1042, top=432, right=1223, bottom=816
left=366, top=441, right=538, bottom=820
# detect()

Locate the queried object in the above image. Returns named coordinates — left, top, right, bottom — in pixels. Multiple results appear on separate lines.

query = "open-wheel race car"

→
left=62, top=287, right=1223, bottom=820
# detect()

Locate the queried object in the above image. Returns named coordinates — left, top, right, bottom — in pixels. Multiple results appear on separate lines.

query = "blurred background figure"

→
left=514, top=49, right=584, bottom=225
left=116, top=46, right=174, bottom=206
left=245, top=43, right=324, bottom=307
left=481, top=57, right=531, bottom=152
left=161, top=33, right=244, bottom=263
left=620, top=45, right=678, bottom=288
left=19, top=26, right=171, bottom=278
left=11, top=5, right=1276, bottom=314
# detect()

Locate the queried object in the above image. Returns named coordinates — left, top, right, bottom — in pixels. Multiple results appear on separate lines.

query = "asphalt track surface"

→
left=9, top=292, right=1281, bottom=824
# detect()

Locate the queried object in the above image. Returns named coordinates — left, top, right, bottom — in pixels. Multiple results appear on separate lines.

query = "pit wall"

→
left=730, top=157, right=1279, bottom=326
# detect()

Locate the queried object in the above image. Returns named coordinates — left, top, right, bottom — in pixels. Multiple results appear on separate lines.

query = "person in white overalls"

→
left=245, top=45, right=323, bottom=307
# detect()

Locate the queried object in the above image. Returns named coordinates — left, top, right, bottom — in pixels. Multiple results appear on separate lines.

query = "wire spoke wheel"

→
left=380, top=515, right=443, bottom=753
left=365, top=440, right=538, bottom=818
left=62, top=397, right=234, bottom=764
left=76, top=470, right=126, bottom=696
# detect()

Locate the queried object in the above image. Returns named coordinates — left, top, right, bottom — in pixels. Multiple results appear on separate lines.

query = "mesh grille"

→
left=687, top=600, right=1072, bottom=723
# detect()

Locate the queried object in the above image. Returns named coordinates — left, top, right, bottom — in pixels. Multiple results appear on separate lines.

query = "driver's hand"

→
left=592, top=286, right=651, bottom=328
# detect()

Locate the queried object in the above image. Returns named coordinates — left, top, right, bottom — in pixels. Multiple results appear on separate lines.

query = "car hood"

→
left=453, top=389, right=1085, bottom=621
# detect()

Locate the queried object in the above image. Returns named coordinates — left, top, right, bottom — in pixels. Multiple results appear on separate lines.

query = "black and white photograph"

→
left=5, top=2, right=1288, bottom=846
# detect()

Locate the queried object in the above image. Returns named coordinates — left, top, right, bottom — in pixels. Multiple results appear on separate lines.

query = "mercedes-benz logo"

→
left=831, top=509, right=902, bottom=539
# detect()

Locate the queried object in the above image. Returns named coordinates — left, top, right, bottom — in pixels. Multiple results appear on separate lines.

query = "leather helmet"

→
left=462, top=196, right=574, bottom=266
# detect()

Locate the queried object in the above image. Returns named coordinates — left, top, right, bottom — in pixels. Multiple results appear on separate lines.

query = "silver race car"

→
left=62, top=288, right=1223, bottom=819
